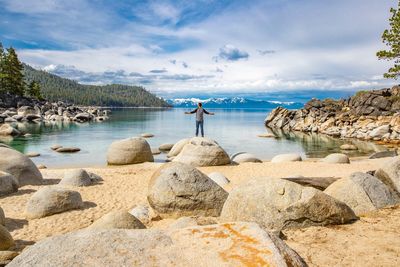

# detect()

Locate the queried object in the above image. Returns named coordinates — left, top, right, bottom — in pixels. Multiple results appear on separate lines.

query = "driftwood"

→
left=282, top=176, right=340, bottom=190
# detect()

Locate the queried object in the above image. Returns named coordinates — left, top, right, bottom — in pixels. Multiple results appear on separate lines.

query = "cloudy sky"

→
left=0, top=0, right=396, bottom=98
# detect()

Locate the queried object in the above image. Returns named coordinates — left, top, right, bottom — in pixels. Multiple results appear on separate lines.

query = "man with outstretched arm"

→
left=185, top=102, right=215, bottom=137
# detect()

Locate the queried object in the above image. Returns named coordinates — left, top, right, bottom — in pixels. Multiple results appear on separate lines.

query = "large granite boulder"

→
left=147, top=162, right=228, bottom=218
left=0, top=171, right=19, bottom=196
left=325, top=172, right=400, bottom=215
left=220, top=178, right=357, bottom=231
left=0, top=124, right=20, bottom=136
left=231, top=152, right=262, bottom=163
left=89, top=211, right=145, bottom=230
left=271, top=153, right=302, bottom=163
left=8, top=222, right=307, bottom=267
left=321, top=153, right=350, bottom=164
left=172, top=137, right=230, bottom=167
left=107, top=137, right=154, bottom=165
left=375, top=156, right=400, bottom=193
left=0, top=147, right=43, bottom=186
left=25, top=186, right=83, bottom=219
left=167, top=138, right=190, bottom=157
left=59, top=169, right=92, bottom=187
left=0, top=225, right=14, bottom=251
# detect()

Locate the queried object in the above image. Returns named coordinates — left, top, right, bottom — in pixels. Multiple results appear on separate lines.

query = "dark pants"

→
left=196, top=120, right=204, bottom=137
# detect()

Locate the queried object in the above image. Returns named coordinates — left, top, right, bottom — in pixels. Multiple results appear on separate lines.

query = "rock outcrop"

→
left=147, top=162, right=228, bottom=218
left=265, top=86, right=400, bottom=143
left=8, top=222, right=307, bottom=267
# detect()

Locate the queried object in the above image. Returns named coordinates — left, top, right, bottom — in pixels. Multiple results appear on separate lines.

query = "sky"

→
left=0, top=0, right=397, bottom=99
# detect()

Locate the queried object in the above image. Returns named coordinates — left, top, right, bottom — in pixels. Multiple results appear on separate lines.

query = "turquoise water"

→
left=0, top=108, right=384, bottom=167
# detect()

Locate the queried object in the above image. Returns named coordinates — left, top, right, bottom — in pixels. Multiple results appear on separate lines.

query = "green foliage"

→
left=27, top=80, right=43, bottom=100
left=377, top=2, right=400, bottom=79
left=1, top=46, right=25, bottom=95
left=23, top=65, right=170, bottom=107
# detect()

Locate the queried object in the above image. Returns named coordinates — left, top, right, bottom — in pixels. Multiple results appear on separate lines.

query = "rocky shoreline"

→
left=0, top=93, right=109, bottom=136
left=265, top=85, right=400, bottom=144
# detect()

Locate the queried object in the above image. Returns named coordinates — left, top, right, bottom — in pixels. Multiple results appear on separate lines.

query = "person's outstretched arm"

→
left=185, top=108, right=198, bottom=114
left=203, top=109, right=215, bottom=115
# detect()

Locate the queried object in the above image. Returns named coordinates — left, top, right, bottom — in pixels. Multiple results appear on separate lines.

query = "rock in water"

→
left=167, top=138, right=190, bottom=157
left=89, top=211, right=145, bottom=230
left=147, top=162, right=228, bottom=218
left=0, top=147, right=43, bottom=186
left=172, top=137, right=230, bottom=167
left=231, top=152, right=262, bottom=163
left=271, top=153, right=302, bottom=163
left=220, top=178, right=357, bottom=231
left=340, top=144, right=357, bottom=150
left=0, top=171, right=19, bottom=196
left=26, top=152, right=40, bottom=157
left=159, top=143, right=174, bottom=152
left=60, top=169, right=92, bottom=187
left=0, top=225, right=14, bottom=250
left=8, top=222, right=307, bottom=267
left=0, top=124, right=20, bottom=136
left=55, top=147, right=80, bottom=153
left=50, top=144, right=62, bottom=150
left=107, top=137, right=154, bottom=165
left=141, top=133, right=154, bottom=138
left=321, top=153, right=350, bottom=164
left=325, top=172, right=400, bottom=215
left=151, top=148, right=161, bottom=155
left=208, top=172, right=230, bottom=187
left=25, top=186, right=83, bottom=219
left=375, top=156, right=400, bottom=193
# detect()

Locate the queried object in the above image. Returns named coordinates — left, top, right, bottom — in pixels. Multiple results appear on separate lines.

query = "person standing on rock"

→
left=185, top=102, right=214, bottom=137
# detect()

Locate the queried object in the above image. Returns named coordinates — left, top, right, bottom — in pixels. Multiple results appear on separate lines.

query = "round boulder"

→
left=147, top=162, right=229, bottom=218
left=59, top=169, right=92, bottom=187
left=231, top=152, right=262, bottom=164
left=375, top=156, right=400, bottom=193
left=25, top=186, right=83, bottom=219
left=321, top=153, right=350, bottom=164
left=167, top=138, right=190, bottom=158
left=0, top=171, right=19, bottom=196
left=0, top=147, right=43, bottom=186
left=271, top=153, right=302, bottom=163
left=159, top=143, right=174, bottom=152
left=325, top=172, right=400, bottom=215
left=0, top=225, right=14, bottom=251
left=220, top=178, right=357, bottom=231
left=89, top=211, right=145, bottom=230
left=172, top=137, right=230, bottom=167
left=208, top=172, right=230, bottom=187
left=107, top=137, right=154, bottom=165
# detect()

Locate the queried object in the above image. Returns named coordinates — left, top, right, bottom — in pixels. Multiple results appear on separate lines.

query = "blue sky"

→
left=0, top=0, right=396, bottom=98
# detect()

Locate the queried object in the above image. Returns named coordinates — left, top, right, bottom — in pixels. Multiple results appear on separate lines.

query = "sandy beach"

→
left=1, top=157, right=399, bottom=266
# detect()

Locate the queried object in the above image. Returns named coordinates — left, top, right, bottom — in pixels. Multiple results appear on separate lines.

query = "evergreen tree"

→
left=0, top=42, right=6, bottom=92
left=3, top=47, right=25, bottom=95
left=377, top=1, right=400, bottom=79
left=28, top=80, right=42, bottom=100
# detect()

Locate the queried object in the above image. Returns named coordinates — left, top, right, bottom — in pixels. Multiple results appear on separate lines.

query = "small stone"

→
left=26, top=152, right=40, bottom=157
left=50, top=144, right=62, bottom=150
left=141, top=133, right=154, bottom=138
left=55, top=147, right=81, bottom=153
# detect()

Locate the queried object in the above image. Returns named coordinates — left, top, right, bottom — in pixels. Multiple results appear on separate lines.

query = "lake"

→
left=0, top=108, right=386, bottom=167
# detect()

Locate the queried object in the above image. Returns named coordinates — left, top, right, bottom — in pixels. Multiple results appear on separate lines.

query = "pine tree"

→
left=3, top=47, right=25, bottom=95
left=0, top=42, right=6, bottom=93
left=28, top=80, right=43, bottom=99
left=377, top=2, right=400, bottom=79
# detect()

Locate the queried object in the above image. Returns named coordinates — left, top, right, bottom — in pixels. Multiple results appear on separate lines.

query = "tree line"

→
left=0, top=42, right=42, bottom=99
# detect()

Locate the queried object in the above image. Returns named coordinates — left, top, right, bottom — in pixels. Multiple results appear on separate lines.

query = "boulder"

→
left=208, top=172, right=230, bottom=187
left=59, top=169, right=92, bottom=187
left=159, top=143, right=174, bottom=152
left=0, top=225, right=14, bottom=251
left=8, top=222, right=307, bottom=267
left=89, top=211, right=145, bottom=230
left=167, top=138, right=190, bottom=157
left=147, top=162, right=228, bottom=218
left=0, top=207, right=4, bottom=226
left=172, top=137, right=230, bottom=167
left=340, top=144, right=357, bottom=150
left=231, top=152, right=262, bottom=163
left=375, top=157, right=400, bottom=193
left=321, top=153, right=350, bottom=164
left=369, top=150, right=398, bottom=159
left=107, top=137, right=154, bottom=165
left=17, top=106, right=37, bottom=116
left=25, top=186, right=83, bottom=219
left=369, top=125, right=390, bottom=138
left=0, top=124, right=20, bottom=136
left=73, top=113, right=92, bottom=122
left=55, top=147, right=80, bottom=153
left=0, top=147, right=43, bottom=186
left=325, top=172, right=400, bottom=215
left=220, top=178, right=357, bottom=231
left=0, top=171, right=19, bottom=196
left=88, top=172, right=103, bottom=182
left=271, top=153, right=302, bottom=163
left=141, top=133, right=154, bottom=138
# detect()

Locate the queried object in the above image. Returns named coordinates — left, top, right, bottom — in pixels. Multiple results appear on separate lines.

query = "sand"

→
left=1, top=157, right=399, bottom=266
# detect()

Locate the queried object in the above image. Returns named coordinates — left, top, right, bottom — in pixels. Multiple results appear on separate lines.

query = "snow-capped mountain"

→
left=167, top=97, right=303, bottom=109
